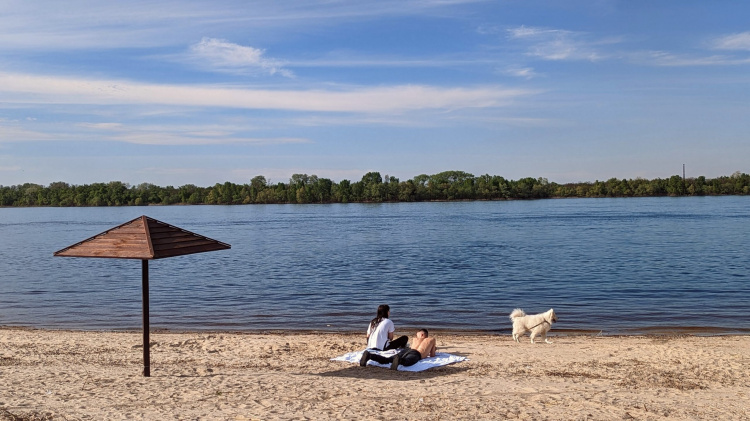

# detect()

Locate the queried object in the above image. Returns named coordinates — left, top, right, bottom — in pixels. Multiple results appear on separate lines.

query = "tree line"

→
left=1, top=170, right=749, bottom=207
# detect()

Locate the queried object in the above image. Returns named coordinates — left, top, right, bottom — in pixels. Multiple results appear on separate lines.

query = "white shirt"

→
left=366, top=318, right=394, bottom=350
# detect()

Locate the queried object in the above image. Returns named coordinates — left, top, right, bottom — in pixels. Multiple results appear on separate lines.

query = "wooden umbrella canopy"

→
left=54, top=215, right=231, bottom=377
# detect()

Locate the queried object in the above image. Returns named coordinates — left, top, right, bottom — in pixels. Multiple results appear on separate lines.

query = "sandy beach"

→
left=1, top=328, right=748, bottom=420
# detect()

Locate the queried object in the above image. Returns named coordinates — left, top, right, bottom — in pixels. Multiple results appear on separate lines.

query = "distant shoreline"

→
left=2, top=194, right=749, bottom=210
left=2, top=171, right=748, bottom=206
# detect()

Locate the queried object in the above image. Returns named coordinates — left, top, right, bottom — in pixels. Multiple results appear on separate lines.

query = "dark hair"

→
left=419, top=328, right=428, bottom=337
left=370, top=304, right=390, bottom=330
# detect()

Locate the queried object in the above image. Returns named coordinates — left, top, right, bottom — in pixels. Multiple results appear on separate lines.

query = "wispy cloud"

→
left=0, top=1, right=210, bottom=50
left=287, top=114, right=437, bottom=128
left=506, top=25, right=611, bottom=61
left=507, top=26, right=559, bottom=39
left=505, top=26, right=750, bottom=68
left=629, top=31, right=750, bottom=66
left=502, top=66, right=538, bottom=79
left=186, top=38, right=293, bottom=77
left=633, top=51, right=750, bottom=67
left=0, top=0, right=485, bottom=51
left=112, top=133, right=308, bottom=146
left=0, top=122, right=54, bottom=142
left=77, top=122, right=123, bottom=130
left=75, top=122, right=309, bottom=146
left=712, top=31, right=750, bottom=51
left=286, top=54, right=495, bottom=68
left=0, top=72, right=534, bottom=113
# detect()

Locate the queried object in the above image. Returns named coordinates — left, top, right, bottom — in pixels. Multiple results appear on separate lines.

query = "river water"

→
left=1, top=196, right=748, bottom=335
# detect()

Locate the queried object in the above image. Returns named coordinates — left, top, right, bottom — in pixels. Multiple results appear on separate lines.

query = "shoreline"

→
left=3, top=324, right=749, bottom=337
left=2, top=328, right=748, bottom=420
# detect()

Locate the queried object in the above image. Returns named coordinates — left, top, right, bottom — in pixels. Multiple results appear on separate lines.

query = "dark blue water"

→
left=1, top=197, right=748, bottom=335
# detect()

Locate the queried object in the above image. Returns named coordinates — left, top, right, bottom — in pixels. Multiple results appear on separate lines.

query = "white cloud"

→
left=75, top=121, right=309, bottom=145
left=634, top=51, right=750, bottom=67
left=712, top=32, right=750, bottom=51
left=112, top=133, right=308, bottom=146
left=0, top=72, right=534, bottom=113
left=503, top=66, right=537, bottom=79
left=0, top=1, right=207, bottom=50
left=0, top=0, right=486, bottom=51
left=77, top=122, right=123, bottom=130
left=507, top=26, right=561, bottom=40
left=506, top=25, right=608, bottom=61
left=0, top=123, right=54, bottom=142
left=187, top=38, right=293, bottom=77
left=287, top=114, right=431, bottom=128
left=286, top=54, right=495, bottom=68
left=505, top=26, right=750, bottom=68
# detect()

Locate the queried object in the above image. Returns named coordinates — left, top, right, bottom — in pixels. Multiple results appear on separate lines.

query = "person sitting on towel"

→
left=366, top=304, right=408, bottom=351
left=360, top=328, right=436, bottom=370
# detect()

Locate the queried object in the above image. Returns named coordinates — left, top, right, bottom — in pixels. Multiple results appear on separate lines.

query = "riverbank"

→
left=1, top=328, right=748, bottom=420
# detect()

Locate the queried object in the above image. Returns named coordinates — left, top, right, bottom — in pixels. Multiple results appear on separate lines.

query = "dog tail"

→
left=509, top=308, right=526, bottom=322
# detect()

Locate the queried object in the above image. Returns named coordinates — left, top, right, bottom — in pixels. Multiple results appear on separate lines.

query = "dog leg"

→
left=544, top=338, right=553, bottom=344
left=530, top=332, right=536, bottom=344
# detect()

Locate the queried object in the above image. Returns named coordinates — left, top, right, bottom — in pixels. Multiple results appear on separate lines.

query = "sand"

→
left=1, top=328, right=748, bottom=420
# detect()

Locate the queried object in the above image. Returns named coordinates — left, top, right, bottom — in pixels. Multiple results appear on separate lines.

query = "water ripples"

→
left=0, top=197, right=749, bottom=334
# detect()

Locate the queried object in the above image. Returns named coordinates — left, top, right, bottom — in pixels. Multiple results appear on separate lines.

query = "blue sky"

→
left=1, top=0, right=749, bottom=186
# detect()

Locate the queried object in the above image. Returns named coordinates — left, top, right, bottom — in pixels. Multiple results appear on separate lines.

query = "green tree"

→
left=412, top=174, right=430, bottom=200
left=666, top=175, right=686, bottom=196
left=360, top=172, right=383, bottom=202
left=334, top=179, right=352, bottom=203
left=250, top=176, right=267, bottom=203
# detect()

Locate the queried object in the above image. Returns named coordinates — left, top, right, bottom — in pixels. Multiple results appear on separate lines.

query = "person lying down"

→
left=360, top=328, right=436, bottom=370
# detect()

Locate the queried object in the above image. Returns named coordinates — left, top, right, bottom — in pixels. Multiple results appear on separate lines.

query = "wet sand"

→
left=1, top=328, right=748, bottom=420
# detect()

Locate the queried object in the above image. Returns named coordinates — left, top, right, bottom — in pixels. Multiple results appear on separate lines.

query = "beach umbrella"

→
left=54, top=215, right=230, bottom=377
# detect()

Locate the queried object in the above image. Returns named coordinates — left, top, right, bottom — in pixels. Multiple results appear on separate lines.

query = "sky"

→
left=1, top=0, right=749, bottom=187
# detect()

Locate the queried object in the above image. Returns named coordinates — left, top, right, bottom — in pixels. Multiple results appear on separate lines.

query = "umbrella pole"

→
left=142, top=259, right=150, bottom=377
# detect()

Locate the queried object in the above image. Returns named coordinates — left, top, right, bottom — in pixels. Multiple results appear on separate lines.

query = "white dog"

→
left=509, top=308, right=557, bottom=344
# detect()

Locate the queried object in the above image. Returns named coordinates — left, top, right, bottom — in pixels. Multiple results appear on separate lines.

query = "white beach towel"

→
left=331, top=349, right=467, bottom=372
